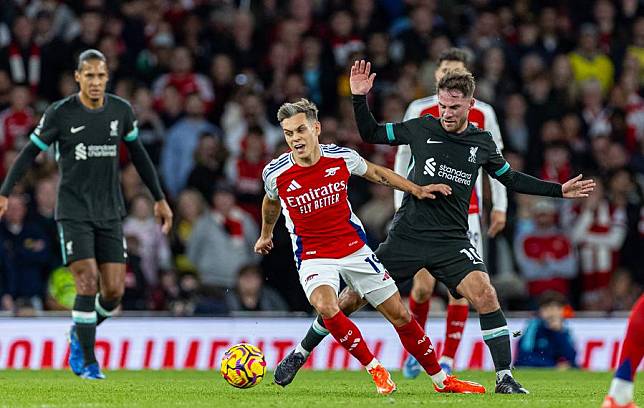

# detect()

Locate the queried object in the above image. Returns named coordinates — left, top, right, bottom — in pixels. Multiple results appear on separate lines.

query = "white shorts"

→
left=298, top=245, right=398, bottom=307
left=467, top=213, right=483, bottom=257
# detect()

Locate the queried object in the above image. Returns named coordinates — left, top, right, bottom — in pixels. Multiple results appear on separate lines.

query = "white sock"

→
left=295, top=343, right=310, bottom=358
left=431, top=369, right=448, bottom=389
left=438, top=356, right=454, bottom=370
left=496, top=369, right=512, bottom=382
left=365, top=358, right=379, bottom=371
left=609, top=378, right=634, bottom=406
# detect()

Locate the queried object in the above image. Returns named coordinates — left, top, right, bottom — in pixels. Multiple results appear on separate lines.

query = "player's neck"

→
left=78, top=92, right=105, bottom=110
left=293, top=146, right=321, bottom=167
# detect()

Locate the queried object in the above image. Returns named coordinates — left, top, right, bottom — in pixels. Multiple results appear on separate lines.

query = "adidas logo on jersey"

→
left=423, top=158, right=436, bottom=176
left=286, top=180, right=302, bottom=192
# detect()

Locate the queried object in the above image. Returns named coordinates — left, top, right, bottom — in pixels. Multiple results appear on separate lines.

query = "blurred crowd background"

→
left=0, top=0, right=642, bottom=316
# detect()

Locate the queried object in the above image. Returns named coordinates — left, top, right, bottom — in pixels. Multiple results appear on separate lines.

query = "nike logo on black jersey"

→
left=426, top=138, right=443, bottom=144
left=70, top=126, right=85, bottom=134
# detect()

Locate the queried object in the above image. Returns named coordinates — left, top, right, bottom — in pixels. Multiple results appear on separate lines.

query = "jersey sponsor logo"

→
left=324, top=166, right=341, bottom=177
left=468, top=147, right=478, bottom=163
left=110, top=120, right=119, bottom=137
left=286, top=181, right=346, bottom=214
left=74, top=143, right=118, bottom=160
left=70, top=125, right=85, bottom=134
left=423, top=158, right=436, bottom=176
left=426, top=138, right=443, bottom=144
left=286, top=180, right=302, bottom=192
left=438, top=163, right=473, bottom=186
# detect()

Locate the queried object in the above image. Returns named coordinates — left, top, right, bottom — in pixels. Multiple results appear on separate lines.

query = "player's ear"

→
left=469, top=97, right=475, bottom=108
left=74, top=69, right=81, bottom=83
left=314, top=120, right=321, bottom=137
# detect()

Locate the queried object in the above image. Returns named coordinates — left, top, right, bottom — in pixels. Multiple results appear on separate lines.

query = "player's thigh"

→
left=429, top=239, right=488, bottom=300
left=467, top=214, right=484, bottom=257
left=411, top=269, right=437, bottom=297
left=339, top=245, right=398, bottom=308
left=93, top=219, right=127, bottom=264
left=375, top=235, right=426, bottom=285
left=57, top=220, right=95, bottom=265
left=298, top=258, right=341, bottom=303
left=337, top=286, right=369, bottom=316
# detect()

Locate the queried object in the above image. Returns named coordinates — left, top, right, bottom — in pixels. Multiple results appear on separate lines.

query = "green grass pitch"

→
left=0, top=369, right=641, bottom=407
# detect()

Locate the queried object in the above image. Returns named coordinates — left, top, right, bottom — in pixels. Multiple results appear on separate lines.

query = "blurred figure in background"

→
left=515, top=291, right=577, bottom=369
left=226, top=264, right=288, bottom=312
left=123, top=194, right=172, bottom=287
left=515, top=199, right=576, bottom=300
left=187, top=182, right=259, bottom=296
left=0, top=194, right=53, bottom=313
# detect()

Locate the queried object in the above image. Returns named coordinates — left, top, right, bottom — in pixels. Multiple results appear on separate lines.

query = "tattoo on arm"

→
left=263, top=203, right=280, bottom=225
left=375, top=174, right=394, bottom=188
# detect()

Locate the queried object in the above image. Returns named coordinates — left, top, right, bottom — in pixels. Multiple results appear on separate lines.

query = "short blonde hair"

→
left=277, top=98, right=319, bottom=123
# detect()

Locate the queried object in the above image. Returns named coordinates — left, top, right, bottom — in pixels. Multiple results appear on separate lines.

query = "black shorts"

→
left=57, top=219, right=126, bottom=265
left=375, top=233, right=487, bottom=299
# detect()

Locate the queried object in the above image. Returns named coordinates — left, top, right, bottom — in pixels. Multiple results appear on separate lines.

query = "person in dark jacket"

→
left=515, top=291, right=578, bottom=368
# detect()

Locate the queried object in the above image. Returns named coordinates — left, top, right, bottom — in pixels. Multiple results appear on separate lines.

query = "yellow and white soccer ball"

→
left=220, top=343, right=266, bottom=389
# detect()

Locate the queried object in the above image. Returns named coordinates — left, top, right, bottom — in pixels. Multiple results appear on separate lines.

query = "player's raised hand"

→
left=154, top=199, right=174, bottom=234
left=0, top=195, right=7, bottom=219
left=561, top=174, right=596, bottom=198
left=350, top=60, right=376, bottom=95
left=254, top=235, right=274, bottom=255
left=414, top=183, right=452, bottom=200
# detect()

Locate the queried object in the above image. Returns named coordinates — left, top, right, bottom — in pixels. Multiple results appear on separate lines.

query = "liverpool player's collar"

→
left=75, top=94, right=108, bottom=113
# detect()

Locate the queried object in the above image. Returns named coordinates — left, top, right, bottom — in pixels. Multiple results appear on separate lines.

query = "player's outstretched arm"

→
left=255, top=194, right=282, bottom=255
left=361, top=161, right=451, bottom=200
left=0, top=142, right=43, bottom=219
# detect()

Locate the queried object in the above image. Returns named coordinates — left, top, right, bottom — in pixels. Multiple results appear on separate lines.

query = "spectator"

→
left=569, top=178, right=627, bottom=310
left=0, top=194, right=52, bottom=312
left=226, top=265, right=288, bottom=312
left=187, top=182, right=259, bottom=293
left=568, top=23, right=614, bottom=94
left=160, top=93, right=220, bottom=199
left=132, top=86, right=165, bottom=165
left=0, top=85, right=34, bottom=154
left=515, top=291, right=578, bottom=369
left=226, top=126, right=268, bottom=222
left=68, top=9, right=103, bottom=58
left=0, top=15, right=41, bottom=91
left=170, top=189, right=206, bottom=275
left=31, top=176, right=60, bottom=265
left=186, top=132, right=228, bottom=201
left=152, top=47, right=214, bottom=110
left=514, top=199, right=577, bottom=298
left=123, top=195, right=172, bottom=287
left=221, top=92, right=281, bottom=157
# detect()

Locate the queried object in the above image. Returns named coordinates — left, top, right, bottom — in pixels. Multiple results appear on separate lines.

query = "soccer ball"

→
left=220, top=343, right=266, bottom=388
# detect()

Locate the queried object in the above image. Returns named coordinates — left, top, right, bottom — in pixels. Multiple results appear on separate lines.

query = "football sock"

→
left=394, top=318, right=442, bottom=376
left=609, top=295, right=644, bottom=405
left=479, top=309, right=512, bottom=380
left=442, top=304, right=469, bottom=360
left=323, top=311, right=374, bottom=367
left=295, top=343, right=310, bottom=358
left=72, top=295, right=98, bottom=366
left=300, top=315, right=329, bottom=353
left=95, top=294, right=120, bottom=326
left=409, top=296, right=430, bottom=329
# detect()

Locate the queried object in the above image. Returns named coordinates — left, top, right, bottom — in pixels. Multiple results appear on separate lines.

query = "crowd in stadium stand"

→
left=0, top=0, right=642, bottom=315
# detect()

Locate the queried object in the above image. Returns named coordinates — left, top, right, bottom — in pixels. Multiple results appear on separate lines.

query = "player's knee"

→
left=101, top=286, right=123, bottom=301
left=313, top=301, right=340, bottom=319
left=473, top=285, right=498, bottom=312
left=411, top=283, right=432, bottom=303
left=391, top=305, right=412, bottom=327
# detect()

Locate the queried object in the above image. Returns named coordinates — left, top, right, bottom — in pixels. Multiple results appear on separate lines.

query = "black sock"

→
left=96, top=295, right=120, bottom=326
left=73, top=295, right=97, bottom=367
left=480, top=309, right=512, bottom=375
left=300, top=315, right=329, bottom=353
